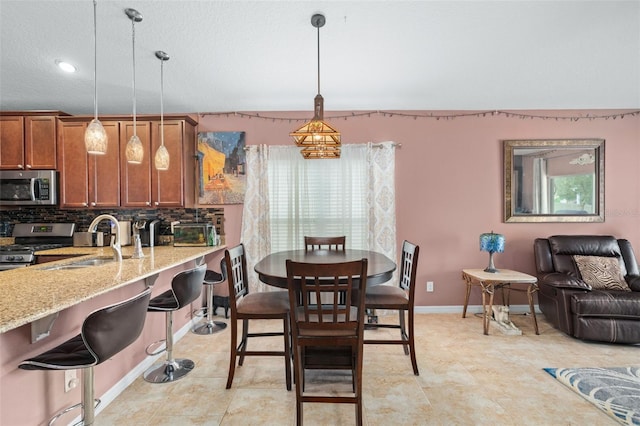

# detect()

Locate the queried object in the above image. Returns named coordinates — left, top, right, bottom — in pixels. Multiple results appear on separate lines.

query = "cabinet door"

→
left=120, top=121, right=152, bottom=207
left=58, top=121, right=90, bottom=207
left=25, top=116, right=57, bottom=169
left=89, top=122, right=121, bottom=208
left=58, top=121, right=120, bottom=208
left=0, top=116, right=25, bottom=169
left=151, top=120, right=185, bottom=207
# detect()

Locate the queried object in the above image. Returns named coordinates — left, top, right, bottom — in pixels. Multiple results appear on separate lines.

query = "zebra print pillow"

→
left=573, top=255, right=630, bottom=291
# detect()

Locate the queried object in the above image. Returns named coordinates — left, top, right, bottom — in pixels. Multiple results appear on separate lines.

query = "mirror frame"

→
left=504, top=139, right=605, bottom=223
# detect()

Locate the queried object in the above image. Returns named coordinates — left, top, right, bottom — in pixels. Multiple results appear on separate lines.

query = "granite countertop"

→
left=0, top=245, right=226, bottom=333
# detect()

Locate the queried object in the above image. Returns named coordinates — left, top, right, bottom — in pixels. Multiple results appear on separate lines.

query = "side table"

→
left=461, top=268, right=539, bottom=335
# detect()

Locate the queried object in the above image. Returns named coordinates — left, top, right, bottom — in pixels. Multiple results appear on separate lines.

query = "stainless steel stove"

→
left=0, top=223, right=75, bottom=270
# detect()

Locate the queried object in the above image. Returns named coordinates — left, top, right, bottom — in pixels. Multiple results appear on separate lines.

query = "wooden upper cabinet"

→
left=0, top=113, right=60, bottom=170
left=0, top=116, right=25, bottom=169
left=120, top=121, right=152, bottom=207
left=89, top=122, right=121, bottom=208
left=25, top=116, right=57, bottom=169
left=57, top=121, right=88, bottom=208
left=152, top=120, right=187, bottom=207
left=57, top=120, right=120, bottom=208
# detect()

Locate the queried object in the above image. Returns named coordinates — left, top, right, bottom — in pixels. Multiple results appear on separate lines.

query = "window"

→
left=268, top=146, right=369, bottom=252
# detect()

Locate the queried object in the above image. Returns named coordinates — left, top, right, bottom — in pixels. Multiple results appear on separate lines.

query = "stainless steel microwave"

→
left=0, top=170, right=57, bottom=206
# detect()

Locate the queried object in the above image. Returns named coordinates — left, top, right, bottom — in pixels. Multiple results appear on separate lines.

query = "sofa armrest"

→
left=626, top=275, right=640, bottom=292
left=538, top=272, right=592, bottom=290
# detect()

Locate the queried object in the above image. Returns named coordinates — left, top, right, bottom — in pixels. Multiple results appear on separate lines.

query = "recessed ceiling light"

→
left=55, top=60, right=77, bottom=73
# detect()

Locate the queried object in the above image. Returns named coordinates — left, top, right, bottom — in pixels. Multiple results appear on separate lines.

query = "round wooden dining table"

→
left=254, top=249, right=397, bottom=288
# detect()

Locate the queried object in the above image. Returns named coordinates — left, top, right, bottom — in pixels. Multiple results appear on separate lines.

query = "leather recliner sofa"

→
left=534, top=235, right=640, bottom=344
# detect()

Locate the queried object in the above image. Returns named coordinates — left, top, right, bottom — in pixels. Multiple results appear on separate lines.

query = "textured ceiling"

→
left=0, top=1, right=638, bottom=115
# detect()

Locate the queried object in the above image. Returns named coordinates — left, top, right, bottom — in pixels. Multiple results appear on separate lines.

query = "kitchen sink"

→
left=39, top=256, right=131, bottom=270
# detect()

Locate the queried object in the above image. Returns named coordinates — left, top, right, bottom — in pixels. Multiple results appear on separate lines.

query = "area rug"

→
left=544, top=367, right=640, bottom=425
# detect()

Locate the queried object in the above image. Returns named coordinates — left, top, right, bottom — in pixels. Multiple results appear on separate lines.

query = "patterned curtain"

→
left=240, top=145, right=272, bottom=292
left=367, top=141, right=397, bottom=265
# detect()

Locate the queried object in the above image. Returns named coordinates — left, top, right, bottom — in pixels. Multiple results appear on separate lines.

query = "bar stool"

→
left=19, top=288, right=152, bottom=426
left=192, top=259, right=227, bottom=335
left=143, top=265, right=206, bottom=383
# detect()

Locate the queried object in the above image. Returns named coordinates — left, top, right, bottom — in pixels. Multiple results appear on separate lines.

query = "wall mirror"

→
left=504, top=139, right=605, bottom=223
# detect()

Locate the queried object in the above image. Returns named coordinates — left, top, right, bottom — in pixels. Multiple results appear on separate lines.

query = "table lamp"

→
left=479, top=232, right=505, bottom=273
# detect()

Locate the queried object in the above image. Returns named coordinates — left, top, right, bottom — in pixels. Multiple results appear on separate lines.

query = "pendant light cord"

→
left=92, top=0, right=98, bottom=120
left=316, top=24, right=320, bottom=95
left=160, top=58, right=164, bottom=147
left=131, top=18, right=137, bottom=137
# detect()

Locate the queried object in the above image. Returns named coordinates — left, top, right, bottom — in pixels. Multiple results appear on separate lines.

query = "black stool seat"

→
left=19, top=335, right=93, bottom=370
left=19, top=288, right=152, bottom=425
left=148, top=290, right=180, bottom=311
left=205, top=269, right=223, bottom=284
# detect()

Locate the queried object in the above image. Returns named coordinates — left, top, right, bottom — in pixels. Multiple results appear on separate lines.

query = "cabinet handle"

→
left=26, top=164, right=32, bottom=169
left=91, top=202, right=96, bottom=207
left=83, top=203, right=88, bottom=207
left=146, top=201, right=151, bottom=206
left=154, top=201, right=159, bottom=206
left=18, top=164, right=24, bottom=169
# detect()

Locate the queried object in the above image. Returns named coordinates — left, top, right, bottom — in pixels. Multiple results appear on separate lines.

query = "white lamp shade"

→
left=85, top=118, right=108, bottom=155
left=126, top=134, right=144, bottom=164
left=154, top=145, right=170, bottom=170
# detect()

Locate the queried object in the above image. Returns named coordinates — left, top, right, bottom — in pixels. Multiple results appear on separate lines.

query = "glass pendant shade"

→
left=154, top=145, right=170, bottom=170
left=85, top=118, right=108, bottom=155
left=154, top=50, right=170, bottom=171
left=125, top=135, right=143, bottom=164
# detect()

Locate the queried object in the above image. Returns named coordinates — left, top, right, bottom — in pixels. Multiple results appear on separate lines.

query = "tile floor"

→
left=97, top=312, right=639, bottom=425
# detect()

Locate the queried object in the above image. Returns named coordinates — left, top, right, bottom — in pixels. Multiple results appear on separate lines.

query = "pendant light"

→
left=85, top=0, right=108, bottom=155
left=125, top=8, right=143, bottom=164
left=154, top=50, right=170, bottom=171
left=290, top=13, right=341, bottom=159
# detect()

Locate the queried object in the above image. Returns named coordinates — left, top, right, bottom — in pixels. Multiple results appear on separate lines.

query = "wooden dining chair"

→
left=224, top=243, right=292, bottom=390
left=286, top=258, right=368, bottom=426
left=364, top=240, right=420, bottom=375
left=304, top=236, right=346, bottom=251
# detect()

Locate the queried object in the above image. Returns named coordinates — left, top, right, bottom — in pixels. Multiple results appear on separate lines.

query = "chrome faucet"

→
left=88, top=214, right=122, bottom=261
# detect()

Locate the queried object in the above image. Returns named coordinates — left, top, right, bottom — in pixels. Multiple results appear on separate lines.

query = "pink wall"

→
left=197, top=109, right=640, bottom=307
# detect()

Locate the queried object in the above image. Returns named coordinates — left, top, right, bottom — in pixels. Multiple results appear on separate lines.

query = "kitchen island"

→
left=0, top=244, right=226, bottom=426
left=0, top=245, right=224, bottom=333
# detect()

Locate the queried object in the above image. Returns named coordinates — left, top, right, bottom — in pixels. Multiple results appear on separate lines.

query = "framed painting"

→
left=196, top=131, right=246, bottom=205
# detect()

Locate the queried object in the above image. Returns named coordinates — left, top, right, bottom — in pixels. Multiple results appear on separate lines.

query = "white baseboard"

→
left=414, top=304, right=541, bottom=314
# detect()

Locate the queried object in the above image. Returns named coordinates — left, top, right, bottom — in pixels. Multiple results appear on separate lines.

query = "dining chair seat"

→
left=364, top=285, right=408, bottom=306
left=236, top=290, right=290, bottom=315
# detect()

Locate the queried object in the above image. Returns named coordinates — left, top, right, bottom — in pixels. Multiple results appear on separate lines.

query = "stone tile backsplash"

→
left=0, top=207, right=224, bottom=237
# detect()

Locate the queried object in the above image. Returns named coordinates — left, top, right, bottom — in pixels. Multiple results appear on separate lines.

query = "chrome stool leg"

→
left=144, top=311, right=195, bottom=383
left=192, top=282, right=227, bottom=335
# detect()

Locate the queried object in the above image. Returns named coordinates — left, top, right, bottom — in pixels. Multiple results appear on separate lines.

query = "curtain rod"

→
left=243, top=142, right=401, bottom=151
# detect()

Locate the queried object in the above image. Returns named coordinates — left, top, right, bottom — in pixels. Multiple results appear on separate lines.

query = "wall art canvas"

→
left=197, top=131, right=246, bottom=205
